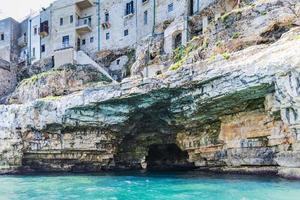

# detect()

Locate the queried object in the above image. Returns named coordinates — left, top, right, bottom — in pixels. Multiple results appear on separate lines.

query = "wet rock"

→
left=278, top=167, right=300, bottom=179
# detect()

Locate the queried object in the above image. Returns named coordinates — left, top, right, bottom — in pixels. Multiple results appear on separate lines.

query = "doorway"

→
left=77, top=38, right=81, bottom=51
left=173, top=32, right=182, bottom=49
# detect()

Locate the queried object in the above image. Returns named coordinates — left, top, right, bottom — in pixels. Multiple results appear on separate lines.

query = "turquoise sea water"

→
left=0, top=171, right=300, bottom=200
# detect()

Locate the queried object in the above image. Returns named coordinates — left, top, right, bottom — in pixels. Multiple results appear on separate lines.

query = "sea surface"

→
left=0, top=171, right=299, bottom=200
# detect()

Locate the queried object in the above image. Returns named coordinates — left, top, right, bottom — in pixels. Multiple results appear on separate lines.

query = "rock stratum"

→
left=0, top=0, right=300, bottom=179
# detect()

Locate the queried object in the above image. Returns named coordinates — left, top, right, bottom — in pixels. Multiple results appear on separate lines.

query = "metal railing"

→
left=76, top=18, right=92, bottom=27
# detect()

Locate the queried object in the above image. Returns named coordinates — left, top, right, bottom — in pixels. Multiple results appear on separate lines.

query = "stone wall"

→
left=0, top=17, right=20, bottom=62
left=0, top=60, right=17, bottom=98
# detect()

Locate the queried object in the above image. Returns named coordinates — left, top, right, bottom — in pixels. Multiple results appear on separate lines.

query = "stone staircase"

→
left=76, top=50, right=115, bottom=82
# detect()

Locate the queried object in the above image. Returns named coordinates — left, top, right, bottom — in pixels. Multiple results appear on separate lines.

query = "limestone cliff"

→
left=0, top=0, right=300, bottom=179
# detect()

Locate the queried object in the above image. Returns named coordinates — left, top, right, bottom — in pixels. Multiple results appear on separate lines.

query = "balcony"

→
left=17, top=36, right=27, bottom=47
left=76, top=0, right=93, bottom=10
left=18, top=57, right=26, bottom=64
left=39, top=21, right=49, bottom=38
left=101, top=22, right=111, bottom=30
left=39, top=29, right=49, bottom=38
left=76, top=18, right=92, bottom=35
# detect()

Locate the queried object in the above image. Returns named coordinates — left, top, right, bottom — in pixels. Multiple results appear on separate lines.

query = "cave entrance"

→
left=145, top=144, right=194, bottom=170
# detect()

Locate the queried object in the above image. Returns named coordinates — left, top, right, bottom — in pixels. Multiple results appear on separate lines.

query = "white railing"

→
left=76, top=18, right=92, bottom=27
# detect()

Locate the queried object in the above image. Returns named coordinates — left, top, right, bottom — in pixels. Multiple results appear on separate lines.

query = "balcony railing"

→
left=101, top=22, right=111, bottom=30
left=76, top=18, right=92, bottom=34
left=39, top=24, right=49, bottom=38
left=76, top=0, right=93, bottom=10
left=17, top=36, right=27, bottom=47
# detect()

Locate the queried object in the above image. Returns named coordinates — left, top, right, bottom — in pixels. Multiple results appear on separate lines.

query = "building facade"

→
left=0, top=18, right=20, bottom=62
left=0, top=0, right=214, bottom=65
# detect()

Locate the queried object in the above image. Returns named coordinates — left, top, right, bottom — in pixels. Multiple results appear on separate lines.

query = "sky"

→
left=0, top=0, right=54, bottom=22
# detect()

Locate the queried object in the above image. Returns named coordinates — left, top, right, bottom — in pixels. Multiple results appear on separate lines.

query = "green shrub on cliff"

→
left=19, top=70, right=58, bottom=87
left=169, top=58, right=187, bottom=71
left=232, top=32, right=241, bottom=39
left=170, top=39, right=200, bottom=71
left=222, top=52, right=231, bottom=60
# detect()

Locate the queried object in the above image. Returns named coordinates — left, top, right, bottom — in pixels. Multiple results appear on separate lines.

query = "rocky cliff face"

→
left=0, top=0, right=300, bottom=179
left=8, top=64, right=112, bottom=104
left=0, top=59, right=17, bottom=100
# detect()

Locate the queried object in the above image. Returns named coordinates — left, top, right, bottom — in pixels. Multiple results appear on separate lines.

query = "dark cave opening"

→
left=145, top=144, right=195, bottom=171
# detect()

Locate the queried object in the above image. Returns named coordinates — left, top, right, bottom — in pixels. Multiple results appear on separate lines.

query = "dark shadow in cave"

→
left=145, top=144, right=195, bottom=171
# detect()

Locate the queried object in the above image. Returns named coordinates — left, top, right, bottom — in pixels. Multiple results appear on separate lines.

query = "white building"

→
left=28, top=13, right=41, bottom=63
left=0, top=0, right=218, bottom=66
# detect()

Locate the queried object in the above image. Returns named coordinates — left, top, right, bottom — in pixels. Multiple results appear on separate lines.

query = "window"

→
left=125, top=1, right=134, bottom=15
left=168, top=3, right=174, bottom=12
left=32, top=47, right=36, bottom=58
left=0, top=33, right=4, bottom=41
left=116, top=59, right=120, bottom=65
left=82, top=39, right=86, bottom=45
left=106, top=32, right=110, bottom=40
left=62, top=35, right=69, bottom=47
left=144, top=10, right=148, bottom=25
left=105, top=12, right=109, bottom=22
left=70, top=15, right=73, bottom=23
left=40, top=21, right=49, bottom=34
left=34, top=27, right=38, bottom=35
left=60, top=18, right=64, bottom=26
left=41, top=45, right=45, bottom=53
left=124, top=29, right=129, bottom=36
left=90, top=37, right=94, bottom=43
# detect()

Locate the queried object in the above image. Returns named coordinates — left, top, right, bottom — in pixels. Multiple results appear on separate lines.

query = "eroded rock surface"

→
left=8, top=64, right=112, bottom=104
left=0, top=25, right=299, bottom=178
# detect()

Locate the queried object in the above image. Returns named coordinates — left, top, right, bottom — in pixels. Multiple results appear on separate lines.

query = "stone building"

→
left=0, top=59, right=17, bottom=98
left=40, top=6, right=52, bottom=60
left=0, top=18, right=20, bottom=63
left=18, top=19, right=29, bottom=64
